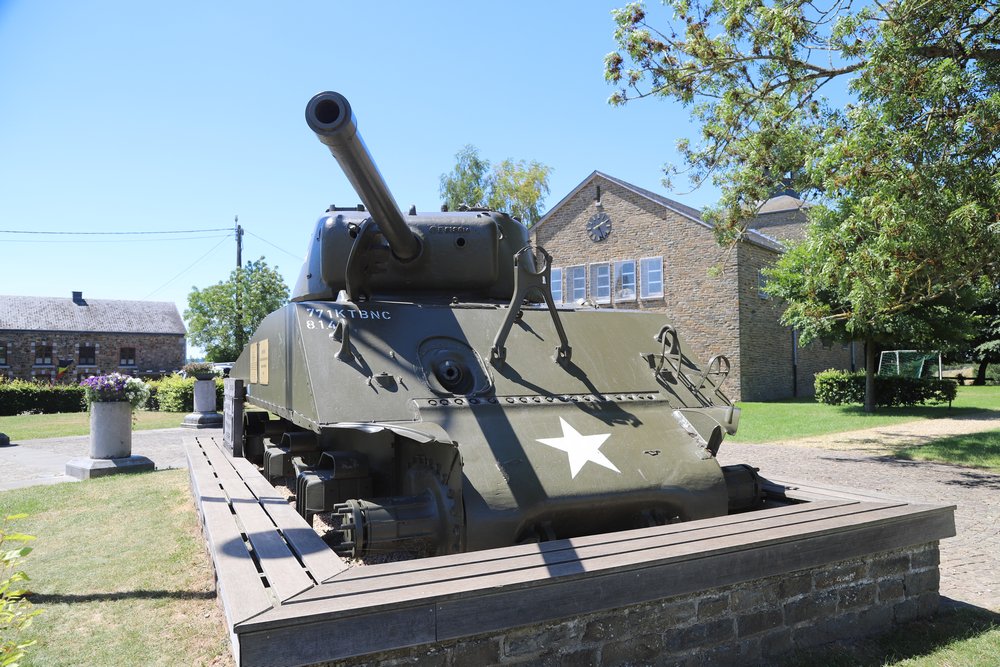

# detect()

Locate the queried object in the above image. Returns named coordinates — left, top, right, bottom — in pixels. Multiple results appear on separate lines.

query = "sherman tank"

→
left=228, top=91, right=762, bottom=558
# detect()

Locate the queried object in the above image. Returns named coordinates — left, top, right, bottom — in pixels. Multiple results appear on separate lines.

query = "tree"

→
left=970, top=280, right=1000, bottom=385
left=185, top=258, right=289, bottom=362
left=439, top=145, right=552, bottom=226
left=607, top=0, right=1000, bottom=410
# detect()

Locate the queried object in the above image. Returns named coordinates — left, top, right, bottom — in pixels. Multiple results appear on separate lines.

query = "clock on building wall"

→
left=586, top=211, right=612, bottom=242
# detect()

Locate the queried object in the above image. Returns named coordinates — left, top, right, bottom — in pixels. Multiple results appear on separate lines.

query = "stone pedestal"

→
left=182, top=378, right=224, bottom=429
left=66, top=401, right=154, bottom=480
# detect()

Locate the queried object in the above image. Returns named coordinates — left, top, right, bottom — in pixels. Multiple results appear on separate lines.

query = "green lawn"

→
left=895, top=429, right=1000, bottom=470
left=0, top=470, right=230, bottom=666
left=0, top=410, right=185, bottom=441
left=731, top=385, right=1000, bottom=443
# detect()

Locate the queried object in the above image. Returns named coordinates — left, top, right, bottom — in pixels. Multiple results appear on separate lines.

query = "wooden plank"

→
left=239, top=604, right=436, bottom=667
left=256, top=501, right=952, bottom=628
left=184, top=439, right=273, bottom=626
left=199, top=436, right=314, bottom=602
left=329, top=497, right=860, bottom=586
left=763, top=476, right=915, bottom=503
left=289, top=500, right=865, bottom=602
left=229, top=455, right=348, bottom=582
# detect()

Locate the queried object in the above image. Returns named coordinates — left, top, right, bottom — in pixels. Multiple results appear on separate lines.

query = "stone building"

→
left=0, top=291, right=186, bottom=382
left=531, top=172, right=854, bottom=401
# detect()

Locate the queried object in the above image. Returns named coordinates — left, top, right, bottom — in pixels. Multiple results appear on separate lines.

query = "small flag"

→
left=56, top=359, right=75, bottom=381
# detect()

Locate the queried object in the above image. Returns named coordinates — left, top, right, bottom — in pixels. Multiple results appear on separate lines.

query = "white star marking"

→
left=536, top=417, right=620, bottom=479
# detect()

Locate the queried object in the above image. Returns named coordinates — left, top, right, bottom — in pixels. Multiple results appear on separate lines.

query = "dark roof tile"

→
left=0, top=295, right=186, bottom=335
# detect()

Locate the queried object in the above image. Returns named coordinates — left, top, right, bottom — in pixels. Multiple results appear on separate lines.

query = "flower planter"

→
left=89, top=400, right=132, bottom=459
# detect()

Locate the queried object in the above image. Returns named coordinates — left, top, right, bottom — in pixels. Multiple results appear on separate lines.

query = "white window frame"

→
left=589, top=262, right=611, bottom=304
left=550, top=267, right=563, bottom=304
left=757, top=269, right=770, bottom=299
left=639, top=256, right=664, bottom=299
left=566, top=265, right=586, bottom=303
left=613, top=259, right=636, bottom=302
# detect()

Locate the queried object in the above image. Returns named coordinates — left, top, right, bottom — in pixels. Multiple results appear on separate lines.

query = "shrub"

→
left=155, top=374, right=224, bottom=412
left=1, top=514, right=42, bottom=667
left=144, top=379, right=161, bottom=411
left=0, top=379, right=85, bottom=416
left=814, top=369, right=958, bottom=407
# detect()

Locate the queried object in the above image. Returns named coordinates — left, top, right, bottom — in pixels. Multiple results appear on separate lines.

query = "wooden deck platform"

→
left=185, top=434, right=955, bottom=667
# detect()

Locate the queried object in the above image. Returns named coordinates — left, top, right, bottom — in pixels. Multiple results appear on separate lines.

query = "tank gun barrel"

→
left=305, top=91, right=420, bottom=262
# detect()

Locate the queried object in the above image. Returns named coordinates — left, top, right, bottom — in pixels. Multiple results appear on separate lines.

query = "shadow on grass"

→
left=780, top=606, right=1000, bottom=667
left=25, top=589, right=216, bottom=604
left=835, top=405, right=1000, bottom=420
left=893, top=431, right=1000, bottom=471
left=814, top=452, right=1000, bottom=489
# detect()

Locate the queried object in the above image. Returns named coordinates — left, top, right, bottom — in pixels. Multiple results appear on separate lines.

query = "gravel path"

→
left=719, top=412, right=1000, bottom=612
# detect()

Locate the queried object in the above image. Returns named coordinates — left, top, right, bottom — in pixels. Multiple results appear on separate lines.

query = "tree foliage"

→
left=607, top=0, right=1000, bottom=409
left=439, top=145, right=552, bottom=225
left=185, top=258, right=289, bottom=362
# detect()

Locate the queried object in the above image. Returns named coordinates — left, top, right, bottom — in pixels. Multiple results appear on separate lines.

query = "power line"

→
left=244, top=230, right=302, bottom=261
left=2, top=234, right=231, bottom=244
left=143, top=235, right=232, bottom=299
left=0, top=228, right=232, bottom=235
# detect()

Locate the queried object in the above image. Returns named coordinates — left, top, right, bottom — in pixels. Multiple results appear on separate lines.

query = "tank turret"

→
left=230, top=91, right=762, bottom=559
left=294, top=91, right=529, bottom=303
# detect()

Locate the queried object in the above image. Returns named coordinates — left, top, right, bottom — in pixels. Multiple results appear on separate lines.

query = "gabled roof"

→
left=0, top=294, right=186, bottom=335
left=535, top=171, right=784, bottom=252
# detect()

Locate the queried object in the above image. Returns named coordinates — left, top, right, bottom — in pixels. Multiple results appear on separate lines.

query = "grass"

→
left=0, top=470, right=230, bottom=666
left=781, top=607, right=1000, bottom=666
left=894, top=429, right=1000, bottom=471
left=0, top=410, right=185, bottom=440
left=732, top=385, right=1000, bottom=443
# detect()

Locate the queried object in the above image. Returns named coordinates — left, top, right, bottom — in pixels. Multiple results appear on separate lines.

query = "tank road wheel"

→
left=242, top=411, right=270, bottom=464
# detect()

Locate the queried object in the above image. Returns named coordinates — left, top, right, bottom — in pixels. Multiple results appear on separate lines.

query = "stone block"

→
left=737, top=608, right=784, bottom=638
left=837, top=582, right=877, bottom=612
left=777, top=572, right=813, bottom=599
left=894, top=592, right=938, bottom=624
left=446, top=637, right=501, bottom=666
left=814, top=561, right=867, bottom=590
left=502, top=622, right=579, bottom=659
left=910, top=544, right=940, bottom=569
left=877, top=578, right=906, bottom=603
left=758, top=627, right=794, bottom=658
left=784, top=591, right=837, bottom=626
left=600, top=634, right=680, bottom=667
left=869, top=552, right=911, bottom=579
left=582, top=613, right=630, bottom=643
left=631, top=599, right=697, bottom=634
left=696, top=592, right=730, bottom=621
left=65, top=455, right=154, bottom=480
left=904, top=569, right=940, bottom=597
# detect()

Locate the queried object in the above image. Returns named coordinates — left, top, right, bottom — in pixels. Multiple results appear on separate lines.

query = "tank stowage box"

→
left=229, top=91, right=762, bottom=557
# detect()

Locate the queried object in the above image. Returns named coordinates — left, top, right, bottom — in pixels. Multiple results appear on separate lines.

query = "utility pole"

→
left=235, top=215, right=245, bottom=353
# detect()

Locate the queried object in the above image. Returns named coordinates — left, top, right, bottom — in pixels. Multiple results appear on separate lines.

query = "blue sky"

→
left=0, top=1, right=709, bottom=356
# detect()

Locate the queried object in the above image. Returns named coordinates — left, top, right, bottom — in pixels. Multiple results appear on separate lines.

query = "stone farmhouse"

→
left=0, top=291, right=186, bottom=382
left=531, top=172, right=855, bottom=401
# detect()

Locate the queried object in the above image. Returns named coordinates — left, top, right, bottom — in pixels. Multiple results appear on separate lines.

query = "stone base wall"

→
left=327, top=543, right=941, bottom=667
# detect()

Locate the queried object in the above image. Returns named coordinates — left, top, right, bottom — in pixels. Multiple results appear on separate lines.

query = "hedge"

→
left=814, top=369, right=958, bottom=407
left=0, top=379, right=86, bottom=416
left=154, top=375, right=224, bottom=413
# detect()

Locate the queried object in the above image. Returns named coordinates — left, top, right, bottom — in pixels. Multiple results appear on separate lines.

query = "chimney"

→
left=72, top=291, right=85, bottom=305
